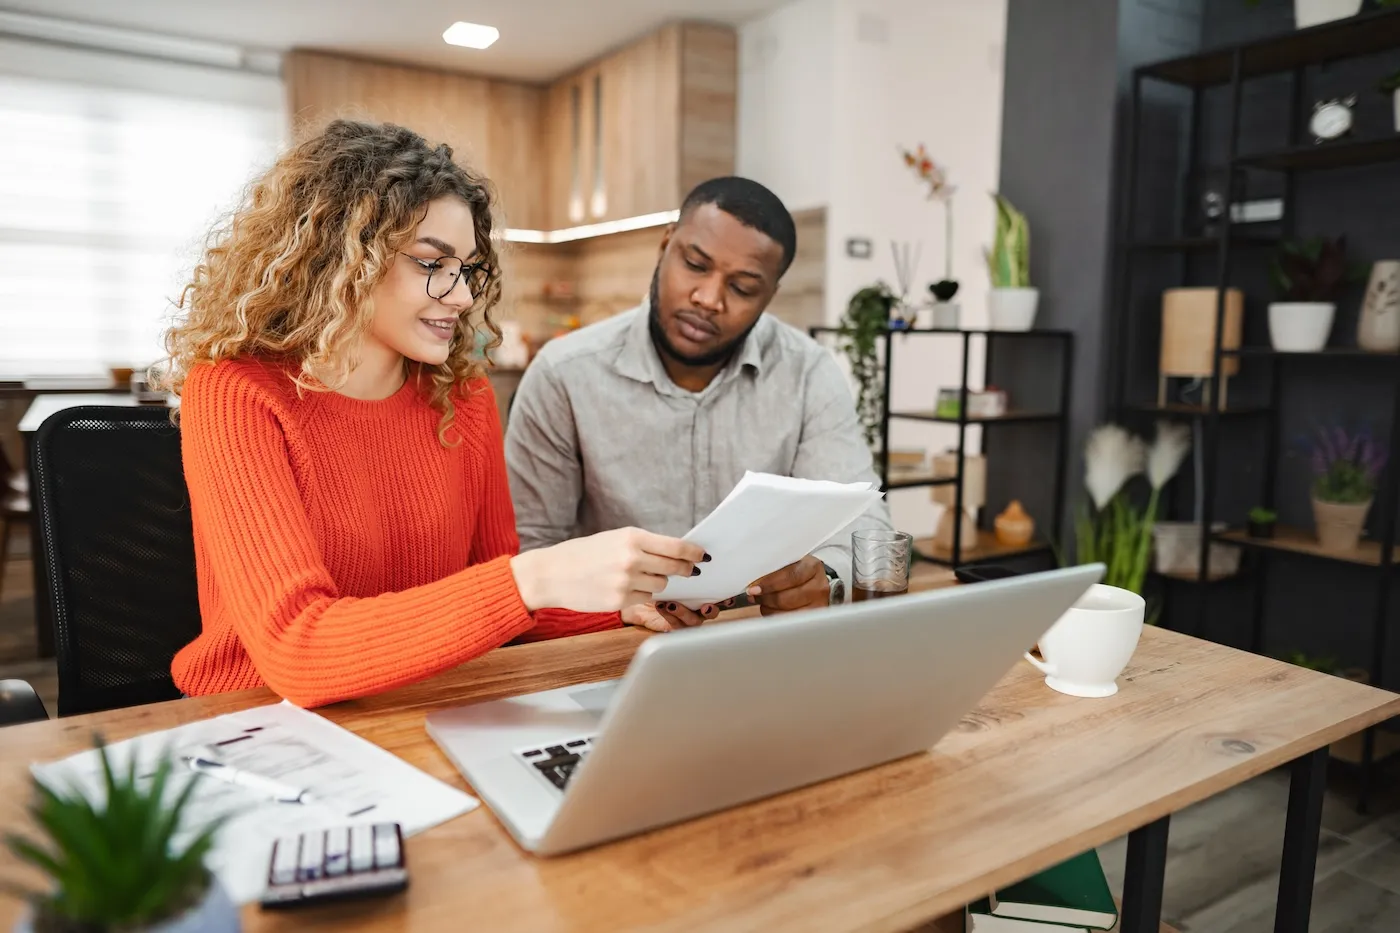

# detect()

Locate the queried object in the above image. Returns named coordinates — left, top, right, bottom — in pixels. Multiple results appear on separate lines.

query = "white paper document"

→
left=654, top=471, right=885, bottom=609
left=30, top=701, right=477, bottom=905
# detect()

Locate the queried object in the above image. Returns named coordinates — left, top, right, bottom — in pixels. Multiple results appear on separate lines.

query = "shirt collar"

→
left=612, top=299, right=768, bottom=390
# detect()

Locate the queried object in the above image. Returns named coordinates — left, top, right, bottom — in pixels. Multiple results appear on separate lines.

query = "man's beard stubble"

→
left=646, top=266, right=758, bottom=369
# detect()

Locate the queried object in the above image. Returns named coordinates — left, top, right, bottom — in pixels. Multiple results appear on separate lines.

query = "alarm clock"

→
left=1310, top=95, right=1356, bottom=143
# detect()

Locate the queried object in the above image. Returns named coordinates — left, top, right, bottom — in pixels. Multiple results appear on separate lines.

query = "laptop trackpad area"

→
left=426, top=679, right=619, bottom=763
left=567, top=681, right=619, bottom=713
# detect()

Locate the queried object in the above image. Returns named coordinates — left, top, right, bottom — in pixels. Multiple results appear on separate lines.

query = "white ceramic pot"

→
left=1393, top=88, right=1400, bottom=133
left=988, top=287, right=1039, bottom=331
left=1294, top=0, right=1363, bottom=29
left=14, top=878, right=240, bottom=933
left=1268, top=301, right=1334, bottom=352
left=1313, top=497, right=1372, bottom=553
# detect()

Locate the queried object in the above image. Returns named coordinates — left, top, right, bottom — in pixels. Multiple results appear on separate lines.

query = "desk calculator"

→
left=260, top=822, right=407, bottom=908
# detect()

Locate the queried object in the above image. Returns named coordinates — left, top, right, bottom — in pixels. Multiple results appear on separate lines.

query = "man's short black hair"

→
left=678, top=176, right=796, bottom=278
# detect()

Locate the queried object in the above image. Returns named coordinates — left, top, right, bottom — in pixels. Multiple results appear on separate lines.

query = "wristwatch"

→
left=822, top=562, right=846, bottom=605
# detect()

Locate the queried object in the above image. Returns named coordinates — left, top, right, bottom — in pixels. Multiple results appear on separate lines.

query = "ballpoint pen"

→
left=182, top=755, right=313, bottom=804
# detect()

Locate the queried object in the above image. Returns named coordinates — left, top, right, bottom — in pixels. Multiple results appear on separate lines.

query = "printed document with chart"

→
left=654, top=471, right=885, bottom=609
left=29, top=701, right=476, bottom=904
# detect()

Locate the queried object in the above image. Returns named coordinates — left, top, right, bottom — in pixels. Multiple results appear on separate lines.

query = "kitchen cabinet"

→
left=546, top=22, right=736, bottom=227
left=284, top=50, right=549, bottom=231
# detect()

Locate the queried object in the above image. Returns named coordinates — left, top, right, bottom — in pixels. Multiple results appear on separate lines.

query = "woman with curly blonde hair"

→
left=164, top=120, right=704, bottom=707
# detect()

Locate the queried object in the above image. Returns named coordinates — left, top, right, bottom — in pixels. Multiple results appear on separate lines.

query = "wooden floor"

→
left=3, top=544, right=1400, bottom=930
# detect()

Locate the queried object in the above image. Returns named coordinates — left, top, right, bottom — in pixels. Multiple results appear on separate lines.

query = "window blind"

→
left=0, top=72, right=283, bottom=379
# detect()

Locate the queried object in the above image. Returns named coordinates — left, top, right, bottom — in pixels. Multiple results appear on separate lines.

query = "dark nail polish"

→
left=666, top=603, right=677, bottom=612
left=702, top=553, right=713, bottom=562
left=690, top=566, right=701, bottom=576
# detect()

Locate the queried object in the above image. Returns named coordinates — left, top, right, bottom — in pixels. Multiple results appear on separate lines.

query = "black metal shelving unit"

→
left=1111, top=9, right=1400, bottom=811
left=811, top=326, right=1073, bottom=570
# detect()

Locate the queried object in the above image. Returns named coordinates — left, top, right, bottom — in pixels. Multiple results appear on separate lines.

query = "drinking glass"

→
left=851, top=530, right=913, bottom=601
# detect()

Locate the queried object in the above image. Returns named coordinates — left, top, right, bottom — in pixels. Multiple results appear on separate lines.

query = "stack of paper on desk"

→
left=29, top=701, right=477, bottom=905
left=654, top=471, right=885, bottom=609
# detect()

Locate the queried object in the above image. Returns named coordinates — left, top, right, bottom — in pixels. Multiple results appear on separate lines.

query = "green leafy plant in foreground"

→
left=3, top=737, right=226, bottom=932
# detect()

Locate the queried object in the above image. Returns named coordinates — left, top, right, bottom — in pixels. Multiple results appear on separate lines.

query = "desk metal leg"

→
left=1121, top=816, right=1169, bottom=933
left=1275, top=748, right=1326, bottom=933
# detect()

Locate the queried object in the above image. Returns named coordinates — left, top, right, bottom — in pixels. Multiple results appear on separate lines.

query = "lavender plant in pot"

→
left=1309, top=425, right=1386, bottom=553
left=4, top=739, right=238, bottom=933
left=1268, top=236, right=1348, bottom=352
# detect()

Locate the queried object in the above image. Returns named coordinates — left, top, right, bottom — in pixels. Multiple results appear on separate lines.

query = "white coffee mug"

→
left=1023, top=584, right=1145, bottom=698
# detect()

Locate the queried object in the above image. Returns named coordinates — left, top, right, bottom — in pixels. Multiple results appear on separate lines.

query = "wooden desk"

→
left=2, top=619, right=1394, bottom=933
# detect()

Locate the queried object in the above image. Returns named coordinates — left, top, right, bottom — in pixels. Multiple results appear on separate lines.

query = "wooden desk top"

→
left=2, top=608, right=1397, bottom=931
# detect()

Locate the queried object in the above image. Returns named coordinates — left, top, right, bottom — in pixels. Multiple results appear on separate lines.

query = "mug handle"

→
left=1023, top=650, right=1055, bottom=677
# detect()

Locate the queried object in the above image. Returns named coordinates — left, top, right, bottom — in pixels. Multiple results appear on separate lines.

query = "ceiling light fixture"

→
left=442, top=22, right=499, bottom=50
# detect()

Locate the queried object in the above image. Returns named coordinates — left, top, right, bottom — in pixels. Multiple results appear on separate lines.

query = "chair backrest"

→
left=30, top=406, right=201, bottom=715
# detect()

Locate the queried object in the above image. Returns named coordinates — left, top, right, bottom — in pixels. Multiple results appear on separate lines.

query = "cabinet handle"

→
left=590, top=72, right=606, bottom=219
left=568, top=82, right=584, bottom=223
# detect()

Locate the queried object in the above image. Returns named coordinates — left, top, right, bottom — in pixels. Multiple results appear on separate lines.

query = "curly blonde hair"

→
left=160, top=119, right=503, bottom=443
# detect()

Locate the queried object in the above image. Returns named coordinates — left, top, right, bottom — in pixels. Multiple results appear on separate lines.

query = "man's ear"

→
left=658, top=223, right=676, bottom=258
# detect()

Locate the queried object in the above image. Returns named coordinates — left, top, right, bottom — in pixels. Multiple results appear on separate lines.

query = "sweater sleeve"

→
left=463, top=379, right=620, bottom=642
left=180, top=366, right=539, bottom=708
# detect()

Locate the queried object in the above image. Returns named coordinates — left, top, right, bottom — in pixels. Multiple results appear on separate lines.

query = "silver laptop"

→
left=426, top=563, right=1103, bottom=856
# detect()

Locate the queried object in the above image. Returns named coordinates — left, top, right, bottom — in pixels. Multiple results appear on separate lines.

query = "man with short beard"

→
left=505, top=176, right=892, bottom=632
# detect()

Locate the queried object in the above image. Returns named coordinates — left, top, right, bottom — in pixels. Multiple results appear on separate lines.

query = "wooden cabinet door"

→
left=543, top=78, right=576, bottom=231
left=597, top=26, right=682, bottom=222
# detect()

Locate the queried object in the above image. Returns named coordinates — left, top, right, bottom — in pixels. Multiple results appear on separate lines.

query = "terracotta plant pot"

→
left=1312, top=496, right=1372, bottom=552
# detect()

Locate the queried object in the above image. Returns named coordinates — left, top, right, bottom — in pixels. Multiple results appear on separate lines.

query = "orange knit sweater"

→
left=170, top=359, right=619, bottom=707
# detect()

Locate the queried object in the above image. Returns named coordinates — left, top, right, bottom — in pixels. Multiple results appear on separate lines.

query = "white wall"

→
left=739, top=0, right=1009, bottom=540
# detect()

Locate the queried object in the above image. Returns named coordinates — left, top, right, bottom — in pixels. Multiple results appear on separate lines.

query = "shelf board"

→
left=1125, top=403, right=1272, bottom=419
left=883, top=470, right=955, bottom=491
left=1139, top=9, right=1400, bottom=88
left=809, top=326, right=1073, bottom=339
left=1216, top=526, right=1400, bottom=568
left=1237, top=136, right=1400, bottom=172
left=890, top=409, right=1062, bottom=425
left=914, top=532, right=1052, bottom=567
left=1128, top=234, right=1278, bottom=252
left=1224, top=346, right=1400, bottom=359
left=1150, top=567, right=1244, bottom=584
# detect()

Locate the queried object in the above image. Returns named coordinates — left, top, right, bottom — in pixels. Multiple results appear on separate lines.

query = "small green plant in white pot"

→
left=984, top=193, right=1037, bottom=331
left=4, top=738, right=238, bottom=933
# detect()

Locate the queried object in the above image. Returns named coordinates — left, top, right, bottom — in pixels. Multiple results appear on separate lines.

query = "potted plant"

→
left=838, top=283, right=897, bottom=454
left=1245, top=0, right=1363, bottom=29
left=1247, top=506, right=1277, bottom=538
left=1380, top=68, right=1400, bottom=134
left=1074, top=421, right=1192, bottom=605
left=4, top=738, right=237, bottom=933
left=899, top=144, right=959, bottom=328
left=984, top=193, right=1037, bottom=331
left=1308, top=424, right=1386, bottom=552
left=1267, top=236, right=1349, bottom=352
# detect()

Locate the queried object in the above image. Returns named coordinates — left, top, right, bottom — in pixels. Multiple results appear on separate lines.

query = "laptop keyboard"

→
left=516, top=735, right=596, bottom=791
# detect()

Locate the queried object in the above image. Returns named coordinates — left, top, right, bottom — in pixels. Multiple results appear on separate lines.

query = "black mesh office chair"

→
left=30, top=406, right=201, bottom=716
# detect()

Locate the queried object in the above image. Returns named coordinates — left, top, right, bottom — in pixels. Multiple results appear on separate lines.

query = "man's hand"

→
left=621, top=601, right=719, bottom=632
left=747, top=555, right=830, bottom=616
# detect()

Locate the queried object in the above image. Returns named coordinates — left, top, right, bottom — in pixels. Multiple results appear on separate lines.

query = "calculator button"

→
left=373, top=824, right=401, bottom=869
left=522, top=748, right=544, bottom=757
left=350, top=824, right=376, bottom=872
left=270, top=836, right=300, bottom=885
left=566, top=739, right=586, bottom=748
left=545, top=745, right=568, bottom=756
left=298, top=829, right=325, bottom=881
left=324, top=826, right=350, bottom=876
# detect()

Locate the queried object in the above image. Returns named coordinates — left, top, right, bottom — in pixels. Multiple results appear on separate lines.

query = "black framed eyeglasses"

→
left=399, top=252, right=492, bottom=300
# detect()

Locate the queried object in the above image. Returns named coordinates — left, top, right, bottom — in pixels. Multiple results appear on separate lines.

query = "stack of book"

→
left=967, top=850, right=1118, bottom=932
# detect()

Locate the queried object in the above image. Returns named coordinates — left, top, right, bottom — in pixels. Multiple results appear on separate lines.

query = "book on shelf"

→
left=987, top=850, right=1118, bottom=929
left=967, top=898, right=1087, bottom=932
